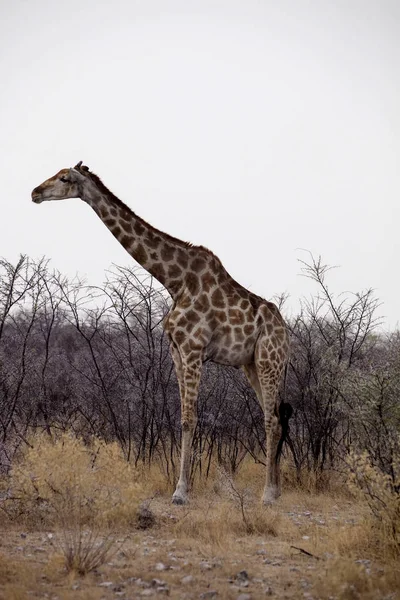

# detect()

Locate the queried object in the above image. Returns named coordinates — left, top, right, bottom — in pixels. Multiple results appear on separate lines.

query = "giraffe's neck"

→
left=82, top=183, right=190, bottom=299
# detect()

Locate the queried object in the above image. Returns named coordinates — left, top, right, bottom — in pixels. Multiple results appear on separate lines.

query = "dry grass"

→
left=172, top=499, right=280, bottom=548
left=314, top=559, right=400, bottom=600
left=1, top=432, right=147, bottom=575
left=0, top=435, right=399, bottom=599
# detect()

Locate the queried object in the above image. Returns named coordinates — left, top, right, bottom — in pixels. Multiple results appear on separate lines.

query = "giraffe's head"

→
left=31, top=161, right=89, bottom=204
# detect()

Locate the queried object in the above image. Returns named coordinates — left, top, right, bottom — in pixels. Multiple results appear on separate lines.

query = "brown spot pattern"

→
left=186, top=273, right=199, bottom=295
left=234, top=327, right=245, bottom=342
left=176, top=249, right=189, bottom=268
left=202, top=272, right=216, bottom=292
left=194, top=293, right=209, bottom=312
left=186, top=310, right=197, bottom=323
left=244, top=324, right=255, bottom=336
left=135, top=243, right=148, bottom=265
left=121, top=235, right=132, bottom=249
left=214, top=310, right=227, bottom=323
left=146, top=232, right=161, bottom=249
left=211, top=288, right=225, bottom=308
left=191, top=257, right=206, bottom=272
left=161, top=244, right=175, bottom=262
left=174, top=330, right=185, bottom=345
left=169, top=264, right=183, bottom=279
left=228, top=309, right=245, bottom=324
left=151, top=263, right=165, bottom=281
left=120, top=219, right=132, bottom=233
left=134, top=221, right=145, bottom=236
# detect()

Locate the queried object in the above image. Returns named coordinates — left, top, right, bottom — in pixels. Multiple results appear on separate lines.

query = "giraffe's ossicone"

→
left=32, top=162, right=290, bottom=505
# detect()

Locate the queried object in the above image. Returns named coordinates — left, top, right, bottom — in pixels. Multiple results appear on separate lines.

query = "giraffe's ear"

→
left=69, top=168, right=84, bottom=181
left=74, top=161, right=90, bottom=172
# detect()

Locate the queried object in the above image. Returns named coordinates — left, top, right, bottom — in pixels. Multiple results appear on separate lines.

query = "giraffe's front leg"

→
left=171, top=352, right=202, bottom=505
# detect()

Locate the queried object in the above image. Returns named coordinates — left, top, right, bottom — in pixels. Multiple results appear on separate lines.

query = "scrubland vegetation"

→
left=0, top=255, right=399, bottom=599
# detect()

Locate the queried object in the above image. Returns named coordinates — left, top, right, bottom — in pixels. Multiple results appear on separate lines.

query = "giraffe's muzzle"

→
left=31, top=188, right=44, bottom=203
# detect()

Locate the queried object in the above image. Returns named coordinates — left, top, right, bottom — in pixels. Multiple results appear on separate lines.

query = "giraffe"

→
left=31, top=162, right=290, bottom=505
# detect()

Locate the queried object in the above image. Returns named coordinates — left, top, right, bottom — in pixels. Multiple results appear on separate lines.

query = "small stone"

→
left=151, top=579, right=166, bottom=587
left=155, top=563, right=168, bottom=571
left=20, top=533, right=27, bottom=538
left=200, top=592, right=217, bottom=599
left=157, top=588, right=170, bottom=595
left=141, top=590, right=154, bottom=597
left=200, top=561, right=212, bottom=570
left=99, top=581, right=114, bottom=587
left=264, top=587, right=273, bottom=596
left=237, top=595, right=251, bottom=600
left=256, top=549, right=267, bottom=555
left=236, top=571, right=249, bottom=582
left=181, top=576, right=194, bottom=585
left=355, top=559, right=371, bottom=565
left=302, top=536, right=310, bottom=540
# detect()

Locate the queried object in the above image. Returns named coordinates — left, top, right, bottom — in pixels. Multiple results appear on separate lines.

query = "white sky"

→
left=1, top=0, right=399, bottom=328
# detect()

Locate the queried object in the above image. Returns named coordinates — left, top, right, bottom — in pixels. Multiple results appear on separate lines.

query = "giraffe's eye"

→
left=60, top=176, right=68, bottom=183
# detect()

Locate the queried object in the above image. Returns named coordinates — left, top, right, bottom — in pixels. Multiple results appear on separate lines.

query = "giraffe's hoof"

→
left=262, top=487, right=280, bottom=505
left=262, top=497, right=276, bottom=506
left=172, top=494, right=188, bottom=505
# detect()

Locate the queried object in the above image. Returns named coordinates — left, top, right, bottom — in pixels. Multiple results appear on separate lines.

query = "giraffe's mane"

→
left=78, top=164, right=223, bottom=264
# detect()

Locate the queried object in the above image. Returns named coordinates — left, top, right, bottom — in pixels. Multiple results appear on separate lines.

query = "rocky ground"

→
left=1, top=494, right=397, bottom=600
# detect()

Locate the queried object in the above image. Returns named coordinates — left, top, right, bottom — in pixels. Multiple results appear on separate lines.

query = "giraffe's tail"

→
left=276, top=363, right=293, bottom=461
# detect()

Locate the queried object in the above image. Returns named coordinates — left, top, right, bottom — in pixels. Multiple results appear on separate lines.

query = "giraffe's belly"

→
left=204, top=333, right=258, bottom=367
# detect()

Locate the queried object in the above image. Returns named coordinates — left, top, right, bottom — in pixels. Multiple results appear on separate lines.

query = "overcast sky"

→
left=1, top=0, right=399, bottom=327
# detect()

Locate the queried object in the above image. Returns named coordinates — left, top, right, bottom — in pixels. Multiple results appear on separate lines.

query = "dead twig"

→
left=290, top=545, right=321, bottom=560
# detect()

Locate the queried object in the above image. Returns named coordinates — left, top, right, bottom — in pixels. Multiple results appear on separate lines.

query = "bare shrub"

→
left=55, top=527, right=119, bottom=576
left=217, top=466, right=279, bottom=536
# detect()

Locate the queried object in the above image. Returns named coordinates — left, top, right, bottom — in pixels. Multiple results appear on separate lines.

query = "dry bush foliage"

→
left=347, top=448, right=400, bottom=557
left=315, top=559, right=400, bottom=600
left=6, top=432, right=144, bottom=529
left=2, top=432, right=149, bottom=574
